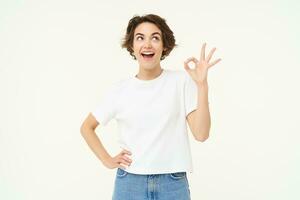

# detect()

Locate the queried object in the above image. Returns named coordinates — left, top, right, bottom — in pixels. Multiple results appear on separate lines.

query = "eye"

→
left=136, top=36, right=143, bottom=40
left=153, top=36, right=160, bottom=40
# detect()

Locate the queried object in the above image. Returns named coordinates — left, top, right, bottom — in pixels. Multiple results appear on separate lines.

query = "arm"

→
left=186, top=82, right=210, bottom=142
left=184, top=43, right=221, bottom=142
left=80, top=113, right=132, bottom=169
left=80, top=113, right=111, bottom=164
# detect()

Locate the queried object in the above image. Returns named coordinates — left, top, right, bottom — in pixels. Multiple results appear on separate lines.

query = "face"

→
left=132, top=22, right=166, bottom=70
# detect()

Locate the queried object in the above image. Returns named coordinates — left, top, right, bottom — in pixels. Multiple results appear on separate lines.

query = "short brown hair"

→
left=121, top=14, right=177, bottom=60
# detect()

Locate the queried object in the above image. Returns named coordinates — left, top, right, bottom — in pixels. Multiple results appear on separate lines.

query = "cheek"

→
left=133, top=43, right=142, bottom=52
left=132, top=47, right=139, bottom=56
left=153, top=42, right=163, bottom=50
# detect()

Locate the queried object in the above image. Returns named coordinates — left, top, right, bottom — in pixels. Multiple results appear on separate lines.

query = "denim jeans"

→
left=112, top=168, right=191, bottom=200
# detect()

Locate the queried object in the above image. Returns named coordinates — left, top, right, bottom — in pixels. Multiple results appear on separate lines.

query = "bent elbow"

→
left=195, top=135, right=209, bottom=142
left=80, top=124, right=86, bottom=135
left=80, top=123, right=91, bottom=135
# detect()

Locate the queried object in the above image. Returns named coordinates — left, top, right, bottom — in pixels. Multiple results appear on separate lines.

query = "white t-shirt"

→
left=91, top=68, right=198, bottom=175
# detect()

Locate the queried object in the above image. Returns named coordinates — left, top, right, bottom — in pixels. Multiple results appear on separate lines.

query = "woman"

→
left=80, top=14, right=221, bottom=200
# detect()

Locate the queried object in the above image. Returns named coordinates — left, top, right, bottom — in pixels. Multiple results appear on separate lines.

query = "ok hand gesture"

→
left=184, top=43, right=221, bottom=86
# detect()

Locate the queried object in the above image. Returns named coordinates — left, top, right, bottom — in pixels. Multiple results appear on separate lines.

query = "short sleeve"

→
left=91, top=85, right=119, bottom=126
left=184, top=72, right=198, bottom=117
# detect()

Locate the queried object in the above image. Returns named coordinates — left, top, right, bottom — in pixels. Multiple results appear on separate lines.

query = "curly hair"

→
left=121, top=14, right=177, bottom=60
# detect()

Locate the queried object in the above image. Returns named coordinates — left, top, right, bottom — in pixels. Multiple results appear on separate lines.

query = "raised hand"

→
left=184, top=43, right=221, bottom=86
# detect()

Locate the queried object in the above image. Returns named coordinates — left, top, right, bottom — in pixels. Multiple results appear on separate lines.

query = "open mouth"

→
left=141, top=52, right=155, bottom=59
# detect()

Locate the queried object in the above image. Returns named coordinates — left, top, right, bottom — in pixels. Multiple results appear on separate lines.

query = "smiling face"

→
left=132, top=22, right=167, bottom=70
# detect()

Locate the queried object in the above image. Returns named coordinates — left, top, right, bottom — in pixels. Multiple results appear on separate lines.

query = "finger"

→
left=184, top=57, right=199, bottom=71
left=208, top=58, right=222, bottom=68
left=121, top=149, right=132, bottom=155
left=117, top=157, right=130, bottom=166
left=185, top=57, right=199, bottom=63
left=118, top=155, right=132, bottom=163
left=206, top=47, right=216, bottom=62
left=184, top=57, right=199, bottom=65
left=201, top=43, right=206, bottom=61
left=118, top=163, right=127, bottom=170
left=120, top=158, right=131, bottom=166
left=122, top=155, right=132, bottom=162
left=121, top=156, right=132, bottom=164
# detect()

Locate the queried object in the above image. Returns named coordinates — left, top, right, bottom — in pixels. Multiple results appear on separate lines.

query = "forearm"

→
left=194, top=82, right=211, bottom=140
left=80, top=127, right=111, bottom=163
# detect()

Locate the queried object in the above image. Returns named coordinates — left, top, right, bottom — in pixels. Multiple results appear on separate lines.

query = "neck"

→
left=135, top=65, right=163, bottom=80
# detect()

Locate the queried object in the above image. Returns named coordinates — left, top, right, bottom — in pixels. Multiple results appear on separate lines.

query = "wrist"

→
left=197, top=81, right=208, bottom=89
left=101, top=154, right=111, bottom=163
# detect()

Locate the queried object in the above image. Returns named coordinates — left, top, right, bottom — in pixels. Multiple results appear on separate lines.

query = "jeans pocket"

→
left=116, top=168, right=128, bottom=178
left=169, top=172, right=186, bottom=180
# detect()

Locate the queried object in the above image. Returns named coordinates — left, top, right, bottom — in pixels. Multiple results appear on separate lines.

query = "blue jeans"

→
left=112, top=168, right=191, bottom=200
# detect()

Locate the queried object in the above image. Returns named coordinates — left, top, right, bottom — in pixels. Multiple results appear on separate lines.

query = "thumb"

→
left=184, top=60, right=191, bottom=72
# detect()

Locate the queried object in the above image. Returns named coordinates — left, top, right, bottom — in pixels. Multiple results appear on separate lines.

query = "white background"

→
left=1, top=0, right=299, bottom=199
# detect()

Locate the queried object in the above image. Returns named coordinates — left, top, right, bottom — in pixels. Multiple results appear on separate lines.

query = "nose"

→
left=144, top=39, right=152, bottom=48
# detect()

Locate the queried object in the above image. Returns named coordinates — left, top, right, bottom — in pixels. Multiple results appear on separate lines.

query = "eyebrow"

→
left=134, top=32, right=161, bottom=37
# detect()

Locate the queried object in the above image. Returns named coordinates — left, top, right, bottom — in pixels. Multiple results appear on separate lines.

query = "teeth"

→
left=142, top=52, right=154, bottom=55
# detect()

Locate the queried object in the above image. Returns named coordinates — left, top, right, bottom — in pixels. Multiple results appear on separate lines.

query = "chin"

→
left=141, top=65, right=155, bottom=70
left=137, top=61, right=156, bottom=68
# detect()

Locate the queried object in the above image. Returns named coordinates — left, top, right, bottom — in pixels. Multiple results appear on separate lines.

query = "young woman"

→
left=80, top=14, right=221, bottom=200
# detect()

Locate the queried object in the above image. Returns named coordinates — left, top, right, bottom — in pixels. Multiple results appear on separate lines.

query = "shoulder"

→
left=106, top=78, right=128, bottom=93
left=104, top=77, right=133, bottom=98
